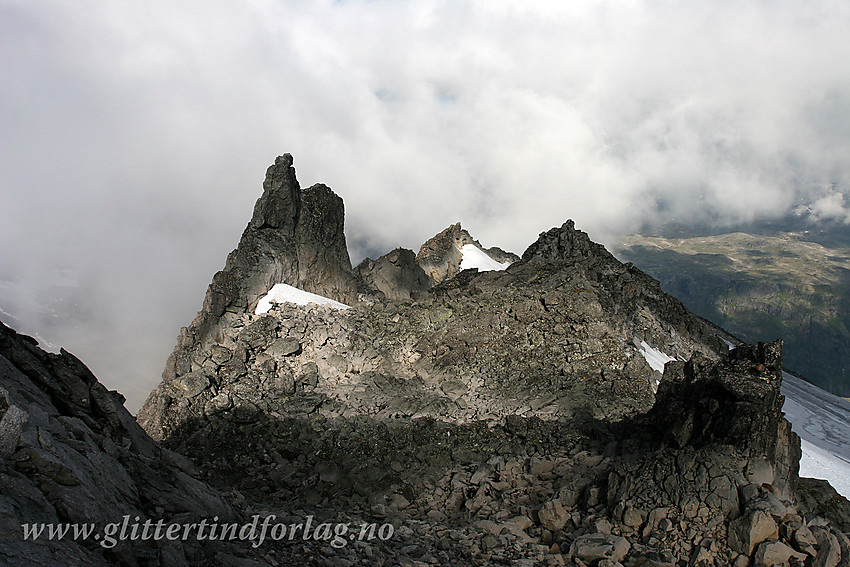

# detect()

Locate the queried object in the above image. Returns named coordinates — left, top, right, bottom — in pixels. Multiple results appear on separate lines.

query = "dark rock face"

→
left=211, top=154, right=359, bottom=319
left=601, top=341, right=817, bottom=564
left=0, top=321, right=241, bottom=566
left=648, top=341, right=801, bottom=499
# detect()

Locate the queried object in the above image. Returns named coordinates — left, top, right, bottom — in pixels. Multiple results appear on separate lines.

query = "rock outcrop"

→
left=355, top=247, right=432, bottom=300
left=416, top=223, right=474, bottom=284
left=416, top=222, right=519, bottom=285
left=0, top=321, right=244, bottom=566
left=648, top=341, right=801, bottom=499
left=139, top=205, right=742, bottom=444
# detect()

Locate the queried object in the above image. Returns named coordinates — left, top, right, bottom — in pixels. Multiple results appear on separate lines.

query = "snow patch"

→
left=459, top=244, right=511, bottom=272
left=255, top=284, right=349, bottom=315
left=799, top=438, right=850, bottom=499
left=639, top=341, right=675, bottom=374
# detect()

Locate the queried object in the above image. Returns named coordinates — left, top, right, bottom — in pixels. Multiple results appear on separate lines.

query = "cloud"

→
left=2, top=0, right=849, bottom=410
left=802, top=191, right=850, bottom=223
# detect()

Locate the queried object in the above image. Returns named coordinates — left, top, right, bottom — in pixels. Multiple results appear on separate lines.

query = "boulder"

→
left=0, top=387, right=27, bottom=458
left=538, top=500, right=569, bottom=531
left=728, top=510, right=779, bottom=556
left=753, top=540, right=807, bottom=567
left=571, top=533, right=631, bottom=563
left=811, top=526, right=842, bottom=567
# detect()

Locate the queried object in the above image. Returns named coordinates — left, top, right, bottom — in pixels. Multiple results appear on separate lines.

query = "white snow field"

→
left=782, top=372, right=850, bottom=498
left=255, top=283, right=350, bottom=315
left=459, top=244, right=512, bottom=272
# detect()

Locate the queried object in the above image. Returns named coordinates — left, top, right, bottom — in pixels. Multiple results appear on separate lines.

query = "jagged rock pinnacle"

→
left=249, top=153, right=299, bottom=232
left=138, top=154, right=359, bottom=438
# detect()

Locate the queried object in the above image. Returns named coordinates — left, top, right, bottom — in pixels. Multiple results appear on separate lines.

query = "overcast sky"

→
left=2, top=0, right=849, bottom=411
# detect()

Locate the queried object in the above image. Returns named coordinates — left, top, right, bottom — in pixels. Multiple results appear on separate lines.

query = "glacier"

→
left=782, top=371, right=850, bottom=498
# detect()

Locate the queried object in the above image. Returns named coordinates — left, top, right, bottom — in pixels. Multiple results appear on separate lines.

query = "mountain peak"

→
left=522, top=219, right=614, bottom=263
left=138, top=155, right=359, bottom=436
left=416, top=222, right=519, bottom=285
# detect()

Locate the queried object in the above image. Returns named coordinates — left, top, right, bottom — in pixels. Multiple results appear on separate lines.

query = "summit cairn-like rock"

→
left=522, top=219, right=613, bottom=263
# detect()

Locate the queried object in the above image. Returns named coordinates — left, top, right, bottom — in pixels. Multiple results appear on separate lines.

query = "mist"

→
left=2, top=0, right=849, bottom=411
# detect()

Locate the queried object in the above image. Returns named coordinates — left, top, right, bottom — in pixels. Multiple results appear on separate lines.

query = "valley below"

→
left=618, top=231, right=850, bottom=397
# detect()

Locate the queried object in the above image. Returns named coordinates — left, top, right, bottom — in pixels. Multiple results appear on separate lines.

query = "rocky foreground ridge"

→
left=3, top=154, right=850, bottom=566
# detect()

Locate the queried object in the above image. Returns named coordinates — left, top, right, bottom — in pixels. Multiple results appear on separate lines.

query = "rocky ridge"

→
left=4, top=154, right=850, bottom=566
left=138, top=157, right=737, bottom=443
left=4, top=314, right=850, bottom=566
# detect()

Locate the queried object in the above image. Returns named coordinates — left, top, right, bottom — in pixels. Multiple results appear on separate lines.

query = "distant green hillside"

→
left=617, top=232, right=850, bottom=396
